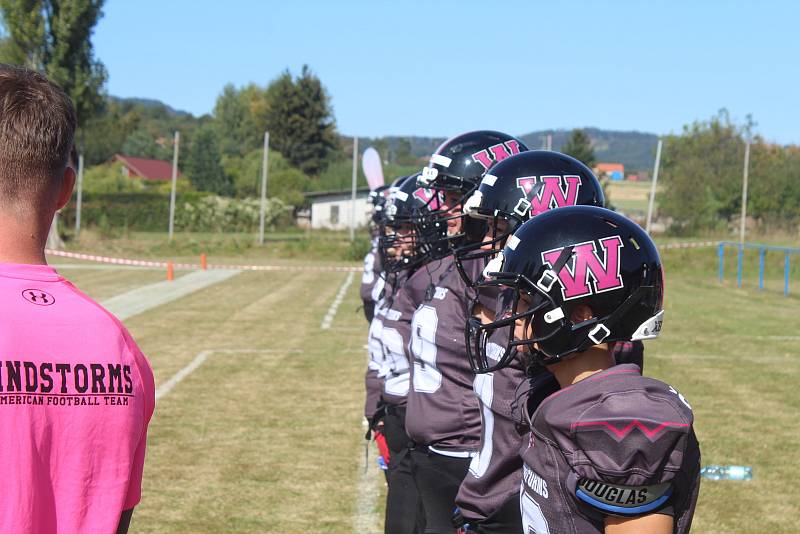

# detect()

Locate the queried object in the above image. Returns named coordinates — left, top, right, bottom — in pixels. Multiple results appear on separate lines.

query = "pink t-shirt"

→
left=0, top=263, right=155, bottom=533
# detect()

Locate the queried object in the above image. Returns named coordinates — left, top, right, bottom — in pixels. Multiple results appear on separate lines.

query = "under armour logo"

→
left=22, top=289, right=56, bottom=306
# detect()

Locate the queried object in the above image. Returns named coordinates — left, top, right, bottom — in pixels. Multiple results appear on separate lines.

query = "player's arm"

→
left=116, top=509, right=134, bottom=534
left=605, top=513, right=673, bottom=533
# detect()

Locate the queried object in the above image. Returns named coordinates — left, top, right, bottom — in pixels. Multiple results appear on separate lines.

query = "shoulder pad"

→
left=575, top=478, right=672, bottom=516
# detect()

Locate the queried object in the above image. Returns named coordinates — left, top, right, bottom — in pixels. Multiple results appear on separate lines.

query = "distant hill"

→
left=519, top=128, right=659, bottom=174
left=362, top=129, right=659, bottom=174
left=108, top=96, right=194, bottom=118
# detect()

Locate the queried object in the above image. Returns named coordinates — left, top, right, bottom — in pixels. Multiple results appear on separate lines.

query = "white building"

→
left=307, top=188, right=372, bottom=230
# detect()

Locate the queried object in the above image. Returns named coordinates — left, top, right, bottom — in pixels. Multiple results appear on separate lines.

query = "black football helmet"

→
left=415, top=130, right=529, bottom=259
left=455, top=151, right=605, bottom=288
left=466, top=206, right=664, bottom=373
left=368, top=184, right=392, bottom=228
left=378, top=175, right=443, bottom=273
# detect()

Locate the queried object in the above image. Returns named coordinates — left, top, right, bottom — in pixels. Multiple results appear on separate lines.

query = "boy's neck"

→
left=0, top=210, right=52, bottom=265
left=547, top=345, right=615, bottom=388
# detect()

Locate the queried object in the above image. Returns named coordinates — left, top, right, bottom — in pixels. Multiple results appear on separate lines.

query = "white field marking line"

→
left=156, top=350, right=211, bottom=401
left=55, top=263, right=193, bottom=271
left=321, top=272, right=355, bottom=330
left=353, top=333, right=382, bottom=533
left=154, top=348, right=280, bottom=401
left=100, top=269, right=240, bottom=321
left=353, top=439, right=382, bottom=534
left=46, top=248, right=361, bottom=272
left=659, top=241, right=717, bottom=250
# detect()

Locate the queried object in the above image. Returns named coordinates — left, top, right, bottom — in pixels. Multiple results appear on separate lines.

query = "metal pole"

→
left=785, top=253, right=791, bottom=296
left=259, top=131, right=270, bottom=245
left=75, top=153, right=84, bottom=238
left=350, top=136, right=358, bottom=241
left=718, top=243, right=725, bottom=282
left=168, top=131, right=180, bottom=240
left=739, top=141, right=750, bottom=244
left=737, top=245, right=743, bottom=288
left=645, top=139, right=662, bottom=234
left=758, top=248, right=765, bottom=290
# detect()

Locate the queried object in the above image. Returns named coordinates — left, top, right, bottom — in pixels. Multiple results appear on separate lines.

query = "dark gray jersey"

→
left=364, top=274, right=387, bottom=419
left=520, top=364, right=700, bottom=534
left=405, top=256, right=482, bottom=452
left=360, top=239, right=382, bottom=304
left=457, top=344, right=558, bottom=522
left=379, top=273, right=415, bottom=406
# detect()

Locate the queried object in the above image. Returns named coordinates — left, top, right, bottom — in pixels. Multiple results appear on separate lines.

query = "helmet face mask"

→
left=466, top=206, right=665, bottom=373
left=378, top=175, right=445, bottom=273
left=417, top=130, right=529, bottom=260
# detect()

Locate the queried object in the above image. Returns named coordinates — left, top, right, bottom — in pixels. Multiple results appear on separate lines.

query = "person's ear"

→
left=570, top=304, right=594, bottom=324
left=55, top=166, right=76, bottom=211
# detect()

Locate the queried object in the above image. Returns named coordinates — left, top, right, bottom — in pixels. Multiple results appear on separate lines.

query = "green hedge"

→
left=61, top=192, right=293, bottom=233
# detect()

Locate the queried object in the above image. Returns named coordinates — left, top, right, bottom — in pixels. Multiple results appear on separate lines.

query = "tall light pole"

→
left=739, top=140, right=751, bottom=244
left=350, top=136, right=358, bottom=241
left=75, top=153, right=84, bottom=238
left=168, top=130, right=180, bottom=240
left=259, top=131, right=270, bottom=245
left=645, top=139, right=662, bottom=234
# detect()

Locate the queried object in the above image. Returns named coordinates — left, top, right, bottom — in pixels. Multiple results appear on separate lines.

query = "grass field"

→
left=607, top=180, right=655, bottom=217
left=55, top=244, right=800, bottom=533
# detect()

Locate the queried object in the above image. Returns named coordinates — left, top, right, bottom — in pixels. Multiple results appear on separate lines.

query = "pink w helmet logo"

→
left=541, top=237, right=624, bottom=300
left=471, top=140, right=522, bottom=170
left=516, top=175, right=583, bottom=216
left=412, top=187, right=442, bottom=210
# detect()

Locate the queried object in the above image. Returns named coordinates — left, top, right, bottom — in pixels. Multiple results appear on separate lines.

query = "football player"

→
left=361, top=185, right=390, bottom=323
left=371, top=174, right=439, bottom=534
left=471, top=206, right=700, bottom=533
left=401, top=131, right=528, bottom=533
left=455, top=151, right=605, bottom=533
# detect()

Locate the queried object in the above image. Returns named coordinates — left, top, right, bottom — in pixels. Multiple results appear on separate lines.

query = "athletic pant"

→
left=472, top=494, right=521, bottom=534
left=410, top=447, right=471, bottom=534
left=383, top=406, right=425, bottom=534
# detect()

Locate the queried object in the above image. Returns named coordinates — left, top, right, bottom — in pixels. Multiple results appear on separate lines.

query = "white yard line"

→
left=321, top=272, right=355, bottom=330
left=155, top=350, right=212, bottom=400
left=155, top=349, right=278, bottom=401
left=101, top=269, right=240, bottom=321
left=353, top=440, right=383, bottom=534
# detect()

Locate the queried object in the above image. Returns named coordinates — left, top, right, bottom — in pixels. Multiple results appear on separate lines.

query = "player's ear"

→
left=570, top=304, right=594, bottom=324
left=55, top=165, right=76, bottom=211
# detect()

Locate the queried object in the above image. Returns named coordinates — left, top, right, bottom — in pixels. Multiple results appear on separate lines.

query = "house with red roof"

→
left=594, top=162, right=625, bottom=181
left=112, top=154, right=179, bottom=181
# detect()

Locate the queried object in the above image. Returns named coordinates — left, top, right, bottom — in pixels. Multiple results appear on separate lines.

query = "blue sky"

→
left=93, top=1, right=798, bottom=144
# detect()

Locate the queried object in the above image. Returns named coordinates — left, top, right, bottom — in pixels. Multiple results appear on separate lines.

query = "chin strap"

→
left=535, top=245, right=574, bottom=293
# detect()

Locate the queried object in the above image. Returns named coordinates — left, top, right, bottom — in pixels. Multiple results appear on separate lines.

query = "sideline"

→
left=353, top=438, right=383, bottom=534
left=101, top=269, right=240, bottom=321
left=321, top=272, right=355, bottom=329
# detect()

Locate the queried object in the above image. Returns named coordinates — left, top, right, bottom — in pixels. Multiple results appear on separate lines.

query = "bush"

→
left=61, top=192, right=294, bottom=233
left=176, top=196, right=293, bottom=232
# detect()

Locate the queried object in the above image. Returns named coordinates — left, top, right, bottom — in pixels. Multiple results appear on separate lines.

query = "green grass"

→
left=61, top=228, right=372, bottom=263
left=607, top=180, right=655, bottom=215
left=58, top=245, right=800, bottom=533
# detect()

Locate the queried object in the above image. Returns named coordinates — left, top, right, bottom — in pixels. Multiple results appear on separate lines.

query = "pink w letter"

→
left=541, top=236, right=624, bottom=300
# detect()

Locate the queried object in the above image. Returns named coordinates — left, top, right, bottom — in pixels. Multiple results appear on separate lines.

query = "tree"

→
left=561, top=129, right=596, bottom=168
left=0, top=0, right=107, bottom=128
left=659, top=110, right=744, bottom=233
left=211, top=83, right=270, bottom=159
left=265, top=65, right=337, bottom=176
left=186, top=125, right=234, bottom=196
